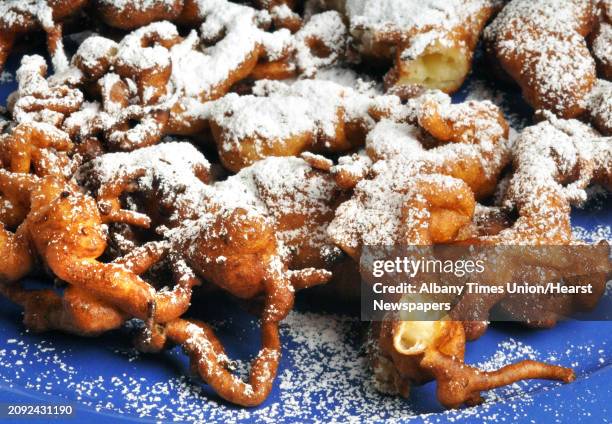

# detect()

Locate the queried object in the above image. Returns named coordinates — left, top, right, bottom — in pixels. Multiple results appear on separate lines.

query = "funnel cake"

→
left=207, top=79, right=389, bottom=171
left=328, top=92, right=510, bottom=259
left=0, top=0, right=610, bottom=412
left=322, top=0, right=497, bottom=94
left=371, top=319, right=575, bottom=408
left=0, top=126, right=208, bottom=337
left=484, top=0, right=598, bottom=118
left=79, top=145, right=345, bottom=405
left=0, top=0, right=87, bottom=72
left=448, top=114, right=612, bottom=338
left=586, top=79, right=612, bottom=136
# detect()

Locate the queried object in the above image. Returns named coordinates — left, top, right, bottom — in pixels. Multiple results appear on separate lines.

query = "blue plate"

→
left=0, top=50, right=610, bottom=424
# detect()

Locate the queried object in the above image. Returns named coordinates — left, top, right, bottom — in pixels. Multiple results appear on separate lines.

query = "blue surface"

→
left=0, top=50, right=611, bottom=424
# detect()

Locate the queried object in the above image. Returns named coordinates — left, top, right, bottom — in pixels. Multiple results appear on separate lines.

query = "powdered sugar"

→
left=293, top=11, right=347, bottom=77
left=0, top=0, right=54, bottom=31
left=0, top=304, right=606, bottom=423
left=484, top=0, right=596, bottom=116
left=97, top=0, right=178, bottom=11
left=168, top=1, right=292, bottom=100
left=592, top=22, right=612, bottom=71
left=329, top=91, right=509, bottom=251
left=116, top=22, right=175, bottom=71
left=586, top=79, right=612, bottom=135
left=327, top=0, right=493, bottom=59
left=207, top=78, right=387, bottom=167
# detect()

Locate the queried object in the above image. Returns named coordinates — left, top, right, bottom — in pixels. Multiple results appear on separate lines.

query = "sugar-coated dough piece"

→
left=321, top=0, right=497, bottom=94
left=586, top=79, right=612, bottom=135
left=328, top=93, right=510, bottom=259
left=82, top=146, right=339, bottom=289
left=484, top=0, right=597, bottom=118
left=217, top=156, right=347, bottom=270
left=590, top=0, right=612, bottom=78
left=10, top=55, right=83, bottom=127
left=71, top=35, right=119, bottom=81
left=483, top=113, right=607, bottom=244
left=592, top=21, right=612, bottom=78
left=207, top=79, right=389, bottom=171
left=0, top=0, right=88, bottom=72
left=166, top=1, right=293, bottom=134
left=114, top=21, right=180, bottom=105
left=293, top=10, right=348, bottom=77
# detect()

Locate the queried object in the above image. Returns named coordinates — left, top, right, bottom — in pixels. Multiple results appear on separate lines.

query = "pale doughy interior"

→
left=392, top=320, right=440, bottom=355
left=397, top=44, right=469, bottom=93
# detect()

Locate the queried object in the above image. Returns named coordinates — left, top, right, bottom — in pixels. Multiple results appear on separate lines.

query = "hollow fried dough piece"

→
left=484, top=0, right=597, bottom=118
left=321, top=0, right=495, bottom=94
left=386, top=4, right=495, bottom=94
left=372, top=319, right=575, bottom=408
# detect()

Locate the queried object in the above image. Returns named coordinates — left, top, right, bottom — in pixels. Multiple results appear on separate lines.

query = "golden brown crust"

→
left=484, top=0, right=598, bottom=118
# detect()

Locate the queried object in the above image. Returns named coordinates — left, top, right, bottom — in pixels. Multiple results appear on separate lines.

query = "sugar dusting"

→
left=0, top=71, right=13, bottom=84
left=0, top=306, right=609, bottom=422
